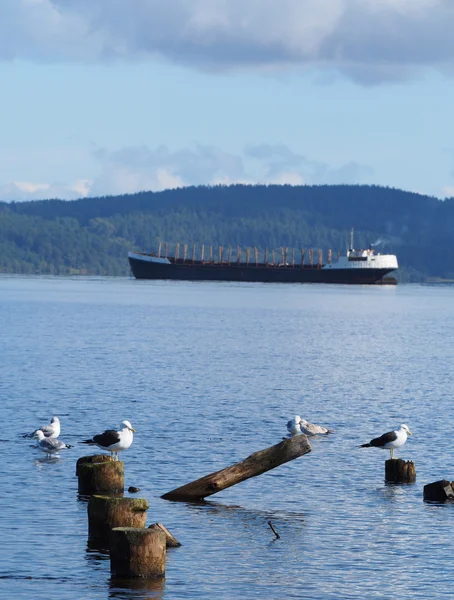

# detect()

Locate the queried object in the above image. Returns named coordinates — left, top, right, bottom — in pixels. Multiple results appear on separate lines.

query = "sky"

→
left=1, top=0, right=454, bottom=201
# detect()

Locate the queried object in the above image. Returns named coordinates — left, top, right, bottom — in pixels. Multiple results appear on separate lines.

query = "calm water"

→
left=1, top=276, right=454, bottom=599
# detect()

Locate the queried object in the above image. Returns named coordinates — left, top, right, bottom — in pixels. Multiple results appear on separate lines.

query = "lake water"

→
left=1, top=276, right=454, bottom=599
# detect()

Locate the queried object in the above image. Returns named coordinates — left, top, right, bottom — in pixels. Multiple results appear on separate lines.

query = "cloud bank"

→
left=1, top=0, right=454, bottom=82
left=0, top=142, right=373, bottom=201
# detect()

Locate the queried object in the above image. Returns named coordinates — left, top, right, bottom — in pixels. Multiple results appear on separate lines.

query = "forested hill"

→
left=1, top=183, right=453, bottom=281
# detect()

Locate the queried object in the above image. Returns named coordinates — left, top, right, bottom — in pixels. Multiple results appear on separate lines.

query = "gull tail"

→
left=81, top=439, right=96, bottom=445
left=65, top=444, right=73, bottom=449
left=359, top=443, right=371, bottom=448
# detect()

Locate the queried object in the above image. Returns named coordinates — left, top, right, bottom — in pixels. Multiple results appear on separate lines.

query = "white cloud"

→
left=441, top=185, right=454, bottom=198
left=0, top=0, right=453, bottom=83
left=0, top=142, right=373, bottom=201
left=0, top=178, right=91, bottom=201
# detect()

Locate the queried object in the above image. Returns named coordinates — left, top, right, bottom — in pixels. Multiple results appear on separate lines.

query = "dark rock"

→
left=128, top=486, right=140, bottom=493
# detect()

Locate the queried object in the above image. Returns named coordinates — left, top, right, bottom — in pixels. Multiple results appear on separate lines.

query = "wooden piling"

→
left=161, top=435, right=311, bottom=502
left=209, top=245, right=213, bottom=262
left=183, top=244, right=188, bottom=262
left=201, top=244, right=205, bottom=262
left=423, top=480, right=454, bottom=502
left=76, top=455, right=124, bottom=495
left=385, top=459, right=416, bottom=484
left=88, top=495, right=149, bottom=545
left=246, top=247, right=250, bottom=265
left=110, top=527, right=166, bottom=579
left=318, top=249, right=323, bottom=268
left=301, top=248, right=305, bottom=266
left=157, top=241, right=162, bottom=258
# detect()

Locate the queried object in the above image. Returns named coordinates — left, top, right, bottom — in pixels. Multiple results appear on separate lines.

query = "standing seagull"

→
left=31, top=416, right=60, bottom=439
left=360, top=424, right=412, bottom=459
left=81, top=420, right=135, bottom=461
left=34, top=429, right=70, bottom=457
left=286, top=415, right=304, bottom=436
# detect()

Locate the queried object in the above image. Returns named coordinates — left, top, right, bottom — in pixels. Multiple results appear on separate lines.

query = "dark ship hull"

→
left=128, top=254, right=397, bottom=285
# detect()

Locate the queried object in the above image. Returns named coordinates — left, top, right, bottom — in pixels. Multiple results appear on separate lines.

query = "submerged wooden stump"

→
left=110, top=527, right=166, bottom=579
left=88, top=495, right=149, bottom=545
left=385, top=458, right=416, bottom=484
left=423, top=480, right=454, bottom=502
left=76, top=455, right=124, bottom=495
left=162, top=435, right=312, bottom=502
left=148, top=523, right=181, bottom=548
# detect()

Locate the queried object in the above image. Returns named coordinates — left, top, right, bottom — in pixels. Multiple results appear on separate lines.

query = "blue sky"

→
left=1, top=0, right=454, bottom=201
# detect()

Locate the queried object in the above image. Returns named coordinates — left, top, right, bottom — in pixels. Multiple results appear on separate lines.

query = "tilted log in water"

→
left=161, top=435, right=312, bottom=502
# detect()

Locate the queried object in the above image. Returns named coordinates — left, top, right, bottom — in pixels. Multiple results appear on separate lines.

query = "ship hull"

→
left=128, top=256, right=396, bottom=285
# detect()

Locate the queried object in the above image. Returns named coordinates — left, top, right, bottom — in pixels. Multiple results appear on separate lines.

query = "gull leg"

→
left=390, top=448, right=394, bottom=460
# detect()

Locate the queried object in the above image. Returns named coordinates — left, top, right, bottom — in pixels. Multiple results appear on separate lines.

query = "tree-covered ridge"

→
left=1, top=183, right=453, bottom=280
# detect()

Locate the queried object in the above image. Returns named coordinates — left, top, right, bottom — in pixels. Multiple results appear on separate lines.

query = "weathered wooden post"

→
left=201, top=244, right=205, bottom=262
left=328, top=249, right=332, bottom=264
left=423, top=480, right=454, bottom=502
left=110, top=527, right=166, bottom=579
left=301, top=248, right=305, bottom=266
left=318, top=249, right=323, bottom=268
left=246, top=247, right=250, bottom=265
left=385, top=459, right=416, bottom=484
left=88, top=495, right=149, bottom=546
left=183, top=244, right=188, bottom=262
left=76, top=455, right=124, bottom=495
left=157, top=241, right=162, bottom=257
left=162, top=435, right=311, bottom=502
left=209, top=245, right=213, bottom=262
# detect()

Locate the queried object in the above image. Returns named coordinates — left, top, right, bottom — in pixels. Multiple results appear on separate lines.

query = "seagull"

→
left=34, top=429, right=70, bottom=456
left=81, top=420, right=135, bottom=461
left=286, top=415, right=303, bottom=436
left=31, top=416, right=60, bottom=439
left=286, top=415, right=333, bottom=437
left=360, top=424, right=412, bottom=459
left=299, top=418, right=334, bottom=436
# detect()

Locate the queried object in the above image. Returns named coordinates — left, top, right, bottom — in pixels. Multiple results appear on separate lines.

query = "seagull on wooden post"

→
left=81, top=420, right=136, bottom=461
left=360, top=424, right=412, bottom=459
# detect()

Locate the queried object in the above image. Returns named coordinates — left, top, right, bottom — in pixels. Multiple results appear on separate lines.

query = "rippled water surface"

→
left=1, top=276, right=454, bottom=599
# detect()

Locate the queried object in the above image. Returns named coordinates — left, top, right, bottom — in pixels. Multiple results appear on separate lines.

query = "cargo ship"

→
left=128, top=231, right=398, bottom=285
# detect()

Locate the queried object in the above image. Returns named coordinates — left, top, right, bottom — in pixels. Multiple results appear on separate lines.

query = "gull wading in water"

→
left=32, top=416, right=60, bottom=439
left=360, top=424, right=412, bottom=459
left=34, top=430, right=70, bottom=456
left=286, top=415, right=333, bottom=437
left=81, top=420, right=135, bottom=461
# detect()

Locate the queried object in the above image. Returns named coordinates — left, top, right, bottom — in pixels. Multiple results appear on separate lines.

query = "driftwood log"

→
left=76, top=455, right=124, bottom=495
left=88, top=495, right=149, bottom=546
left=161, top=435, right=311, bottom=502
left=385, top=459, right=416, bottom=484
left=423, top=480, right=454, bottom=502
left=110, top=527, right=166, bottom=579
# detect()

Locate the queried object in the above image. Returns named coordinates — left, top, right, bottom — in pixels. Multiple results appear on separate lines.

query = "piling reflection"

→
left=108, top=576, right=165, bottom=600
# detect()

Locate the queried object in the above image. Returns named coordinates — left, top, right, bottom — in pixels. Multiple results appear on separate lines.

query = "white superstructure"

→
left=323, top=229, right=398, bottom=271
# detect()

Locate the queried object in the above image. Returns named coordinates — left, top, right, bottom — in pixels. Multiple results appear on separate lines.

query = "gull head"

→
left=34, top=430, right=45, bottom=440
left=400, top=424, right=412, bottom=436
left=121, top=420, right=136, bottom=432
left=50, top=416, right=60, bottom=424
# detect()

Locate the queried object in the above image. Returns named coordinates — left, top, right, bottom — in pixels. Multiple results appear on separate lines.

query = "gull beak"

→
left=407, top=430, right=412, bottom=436
left=130, top=427, right=136, bottom=432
